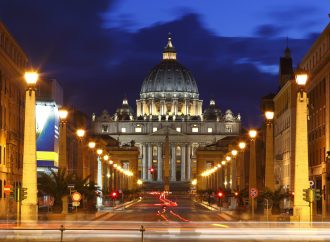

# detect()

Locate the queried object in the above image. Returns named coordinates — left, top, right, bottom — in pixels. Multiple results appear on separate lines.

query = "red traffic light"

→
left=217, top=192, right=224, bottom=198
left=234, top=192, right=239, bottom=197
left=149, top=167, right=155, bottom=173
left=111, top=192, right=117, bottom=198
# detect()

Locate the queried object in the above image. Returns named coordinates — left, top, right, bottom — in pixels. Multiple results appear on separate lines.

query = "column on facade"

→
left=157, top=144, right=163, bottom=181
left=186, top=144, right=191, bottom=180
left=142, top=144, right=147, bottom=180
left=160, top=99, right=165, bottom=115
left=136, top=100, right=141, bottom=116
left=232, top=157, right=237, bottom=191
left=147, top=144, right=153, bottom=181
left=173, top=99, right=178, bottom=115
left=171, top=145, right=176, bottom=181
left=183, top=99, right=188, bottom=115
left=181, top=144, right=186, bottom=181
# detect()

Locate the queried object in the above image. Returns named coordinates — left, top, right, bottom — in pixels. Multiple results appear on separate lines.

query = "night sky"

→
left=0, top=0, right=329, bottom=127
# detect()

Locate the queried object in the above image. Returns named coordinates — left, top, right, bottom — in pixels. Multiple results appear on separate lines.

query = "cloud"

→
left=254, top=24, right=283, bottom=37
left=0, top=5, right=315, bottom=126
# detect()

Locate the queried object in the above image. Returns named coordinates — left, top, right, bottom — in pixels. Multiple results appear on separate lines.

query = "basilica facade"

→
left=92, top=35, right=241, bottom=188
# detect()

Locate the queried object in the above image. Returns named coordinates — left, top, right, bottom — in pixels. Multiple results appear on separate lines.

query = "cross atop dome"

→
left=163, top=32, right=177, bottom=60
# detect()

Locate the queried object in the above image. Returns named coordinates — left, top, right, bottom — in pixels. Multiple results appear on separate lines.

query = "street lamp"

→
left=293, top=66, right=310, bottom=222
left=237, top=141, right=246, bottom=191
left=264, top=110, right=275, bottom=192
left=76, top=129, right=85, bottom=138
left=249, top=129, right=257, bottom=218
left=88, top=141, right=96, bottom=149
left=231, top=149, right=238, bottom=191
left=21, top=70, right=39, bottom=221
left=58, top=108, right=69, bottom=214
left=239, top=142, right=246, bottom=150
left=94, top=148, right=103, bottom=209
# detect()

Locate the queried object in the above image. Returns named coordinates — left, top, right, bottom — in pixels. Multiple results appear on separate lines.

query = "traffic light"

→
left=111, top=191, right=118, bottom=199
left=21, top=187, right=27, bottom=201
left=234, top=192, right=239, bottom=197
left=150, top=167, right=155, bottom=173
left=314, top=189, right=322, bottom=201
left=303, top=189, right=310, bottom=202
left=217, top=191, right=224, bottom=199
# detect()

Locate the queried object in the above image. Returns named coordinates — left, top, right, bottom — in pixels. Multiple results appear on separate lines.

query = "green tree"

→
left=38, top=168, right=73, bottom=213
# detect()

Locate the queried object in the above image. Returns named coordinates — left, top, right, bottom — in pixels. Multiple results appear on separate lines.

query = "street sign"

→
left=4, top=185, right=12, bottom=194
left=71, top=192, right=82, bottom=202
left=72, top=201, right=80, bottom=207
left=68, top=184, right=75, bottom=189
left=250, top=188, right=258, bottom=198
left=309, top=180, right=314, bottom=187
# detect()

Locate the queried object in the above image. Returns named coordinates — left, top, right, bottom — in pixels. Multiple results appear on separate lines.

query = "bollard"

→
left=140, top=225, right=145, bottom=242
left=60, top=225, right=65, bottom=242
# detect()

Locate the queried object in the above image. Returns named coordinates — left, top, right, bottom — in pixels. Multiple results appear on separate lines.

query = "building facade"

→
left=0, top=22, right=28, bottom=218
left=273, top=46, right=296, bottom=195
left=301, top=23, right=330, bottom=216
left=93, top=35, right=241, bottom=190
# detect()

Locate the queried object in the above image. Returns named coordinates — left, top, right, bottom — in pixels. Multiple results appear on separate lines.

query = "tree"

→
left=38, top=168, right=73, bottom=213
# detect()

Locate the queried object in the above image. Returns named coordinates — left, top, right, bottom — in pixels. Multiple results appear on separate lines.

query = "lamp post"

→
left=109, top=160, right=114, bottom=193
left=293, top=67, right=310, bottom=222
left=225, top=156, right=231, bottom=190
left=96, top=148, right=103, bottom=209
left=58, top=108, right=69, bottom=214
left=238, top=142, right=246, bottom=190
left=76, top=129, right=85, bottom=178
left=249, top=129, right=257, bottom=218
left=231, top=150, right=238, bottom=191
left=21, top=71, right=39, bottom=222
left=103, top=155, right=109, bottom=192
left=264, top=111, right=275, bottom=192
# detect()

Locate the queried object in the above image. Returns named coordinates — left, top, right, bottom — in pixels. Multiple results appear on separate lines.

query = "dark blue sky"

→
left=0, top=0, right=329, bottom=127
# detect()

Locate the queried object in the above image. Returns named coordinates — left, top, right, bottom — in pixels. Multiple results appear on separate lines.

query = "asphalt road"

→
left=1, top=194, right=330, bottom=241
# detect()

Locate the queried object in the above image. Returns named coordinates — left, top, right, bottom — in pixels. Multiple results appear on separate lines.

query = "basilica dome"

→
left=140, top=35, right=199, bottom=99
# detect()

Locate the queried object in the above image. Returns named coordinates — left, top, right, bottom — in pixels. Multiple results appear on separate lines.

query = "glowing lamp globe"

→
left=239, top=142, right=246, bottom=150
left=295, top=67, right=308, bottom=86
left=231, top=150, right=238, bottom=156
left=103, top=155, right=109, bottom=161
left=249, top=129, right=257, bottom=138
left=88, top=141, right=96, bottom=149
left=96, top=149, right=103, bottom=155
left=59, top=109, right=68, bottom=120
left=265, top=111, right=274, bottom=120
left=24, top=71, right=39, bottom=85
left=226, top=156, right=231, bottom=161
left=221, top=160, right=226, bottom=165
left=76, top=129, right=85, bottom=138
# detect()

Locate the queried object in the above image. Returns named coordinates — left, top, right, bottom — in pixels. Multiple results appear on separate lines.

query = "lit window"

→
left=225, top=125, right=232, bottom=133
left=121, top=127, right=126, bottom=133
left=153, top=127, right=158, bottom=132
left=135, top=127, right=142, bottom=133
left=192, top=127, right=199, bottom=133
left=176, top=127, right=181, bottom=132
left=208, top=128, right=213, bottom=133
left=102, top=125, right=108, bottom=133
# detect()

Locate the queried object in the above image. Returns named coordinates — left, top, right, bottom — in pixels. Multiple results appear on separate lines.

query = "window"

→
left=192, top=127, right=199, bottom=133
left=121, top=127, right=127, bottom=133
left=176, top=127, right=181, bottom=132
left=153, top=127, right=158, bottom=132
left=135, top=127, right=142, bottom=133
left=207, top=128, right=213, bottom=133
left=225, top=125, right=232, bottom=133
left=102, top=125, right=108, bottom=133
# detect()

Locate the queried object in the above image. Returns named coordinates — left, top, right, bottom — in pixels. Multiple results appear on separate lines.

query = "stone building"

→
left=0, top=21, right=28, bottom=218
left=301, top=23, right=330, bottom=216
left=93, top=35, right=241, bottom=191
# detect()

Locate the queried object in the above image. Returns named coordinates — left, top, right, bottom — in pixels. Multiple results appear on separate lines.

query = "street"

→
left=1, top=194, right=330, bottom=241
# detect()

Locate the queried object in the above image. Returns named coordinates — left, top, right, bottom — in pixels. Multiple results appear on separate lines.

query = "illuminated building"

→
left=301, top=23, right=330, bottom=217
left=0, top=21, right=28, bottom=218
left=93, top=35, right=241, bottom=191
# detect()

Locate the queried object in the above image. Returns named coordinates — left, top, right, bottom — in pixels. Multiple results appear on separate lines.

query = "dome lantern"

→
left=163, top=33, right=177, bottom=60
